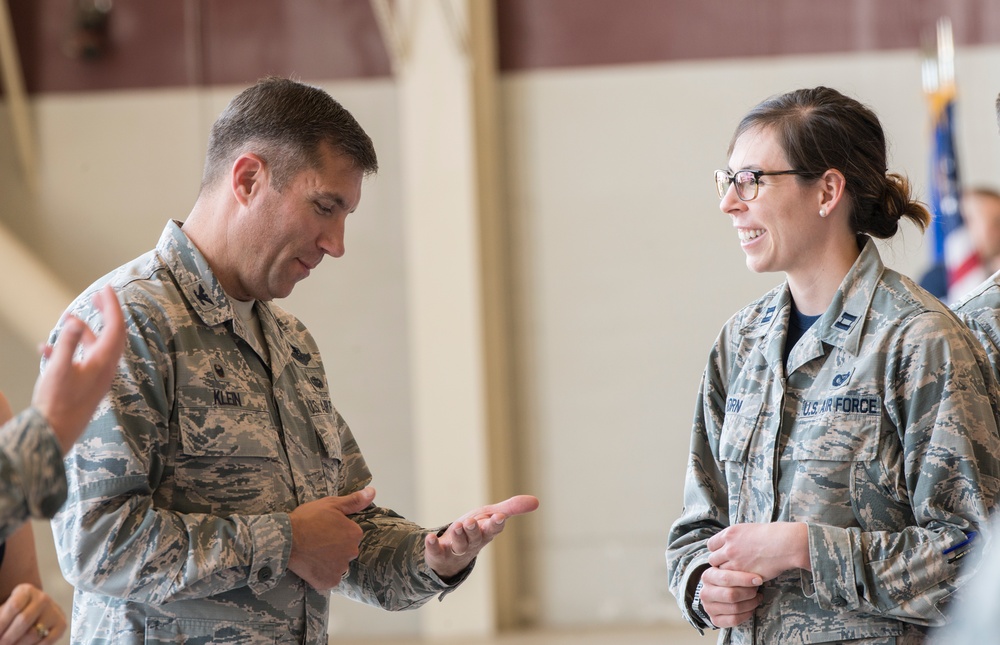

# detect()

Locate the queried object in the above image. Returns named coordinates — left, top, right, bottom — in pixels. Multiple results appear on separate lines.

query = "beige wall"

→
left=2, top=44, right=1000, bottom=640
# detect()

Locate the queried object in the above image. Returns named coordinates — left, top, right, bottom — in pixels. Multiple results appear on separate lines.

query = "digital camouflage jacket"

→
left=52, top=221, right=462, bottom=644
left=667, top=239, right=1000, bottom=644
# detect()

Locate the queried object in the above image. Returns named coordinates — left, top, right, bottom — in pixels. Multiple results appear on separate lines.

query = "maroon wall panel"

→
left=8, top=0, right=1000, bottom=94
left=198, top=0, right=391, bottom=86
left=496, top=0, right=1000, bottom=71
left=10, top=0, right=190, bottom=93
left=8, top=0, right=392, bottom=94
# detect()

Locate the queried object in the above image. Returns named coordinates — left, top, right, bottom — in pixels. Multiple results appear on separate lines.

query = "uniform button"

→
left=832, top=598, right=846, bottom=607
left=257, top=567, right=273, bottom=582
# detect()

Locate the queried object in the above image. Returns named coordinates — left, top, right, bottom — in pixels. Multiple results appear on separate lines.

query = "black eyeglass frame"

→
left=715, top=169, right=813, bottom=201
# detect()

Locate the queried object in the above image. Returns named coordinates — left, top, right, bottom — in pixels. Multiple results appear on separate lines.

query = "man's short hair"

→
left=202, top=77, right=378, bottom=191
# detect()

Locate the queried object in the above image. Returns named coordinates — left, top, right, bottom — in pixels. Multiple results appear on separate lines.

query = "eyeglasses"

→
left=715, top=169, right=812, bottom=201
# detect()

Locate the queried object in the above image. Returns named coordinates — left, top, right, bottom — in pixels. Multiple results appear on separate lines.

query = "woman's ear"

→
left=818, top=168, right=847, bottom=217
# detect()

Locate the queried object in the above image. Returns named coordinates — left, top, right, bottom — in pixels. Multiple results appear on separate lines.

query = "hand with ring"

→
left=0, top=582, right=66, bottom=643
left=424, top=495, right=539, bottom=580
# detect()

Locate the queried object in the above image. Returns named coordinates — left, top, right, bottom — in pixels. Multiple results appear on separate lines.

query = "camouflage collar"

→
left=154, top=221, right=302, bottom=375
left=740, top=236, right=884, bottom=357
left=811, top=236, right=883, bottom=355
left=255, top=302, right=297, bottom=376
left=156, top=220, right=233, bottom=328
left=740, top=286, right=790, bottom=342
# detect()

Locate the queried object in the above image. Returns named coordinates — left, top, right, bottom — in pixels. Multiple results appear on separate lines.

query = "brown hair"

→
left=729, top=86, right=930, bottom=238
left=202, top=76, right=378, bottom=191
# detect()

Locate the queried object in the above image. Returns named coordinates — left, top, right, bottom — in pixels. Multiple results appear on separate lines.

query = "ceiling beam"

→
left=0, top=0, right=37, bottom=191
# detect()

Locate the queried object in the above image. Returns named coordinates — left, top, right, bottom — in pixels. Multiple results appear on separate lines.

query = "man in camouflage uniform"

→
left=666, top=238, right=1000, bottom=644
left=936, top=104, right=1000, bottom=642
left=954, top=275, right=1000, bottom=380
left=50, top=77, right=537, bottom=644
left=0, top=285, right=123, bottom=542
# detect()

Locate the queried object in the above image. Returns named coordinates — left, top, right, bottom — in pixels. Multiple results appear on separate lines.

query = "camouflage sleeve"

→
left=928, top=516, right=1000, bottom=643
left=0, top=407, right=66, bottom=541
left=958, top=308, right=1000, bottom=387
left=666, top=333, right=733, bottom=630
left=338, top=506, right=469, bottom=610
left=51, top=298, right=292, bottom=605
left=960, top=313, right=1000, bottom=512
left=804, top=312, right=1000, bottom=625
left=334, top=424, right=463, bottom=610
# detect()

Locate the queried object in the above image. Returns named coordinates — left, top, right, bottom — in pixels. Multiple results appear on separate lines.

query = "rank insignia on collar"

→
left=291, top=345, right=312, bottom=365
left=194, top=283, right=214, bottom=307
left=833, top=312, right=858, bottom=331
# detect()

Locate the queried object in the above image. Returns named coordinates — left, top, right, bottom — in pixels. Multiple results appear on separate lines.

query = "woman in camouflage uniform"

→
left=667, top=86, right=1000, bottom=645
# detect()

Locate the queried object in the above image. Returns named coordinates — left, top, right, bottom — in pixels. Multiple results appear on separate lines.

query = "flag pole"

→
left=937, top=17, right=954, bottom=91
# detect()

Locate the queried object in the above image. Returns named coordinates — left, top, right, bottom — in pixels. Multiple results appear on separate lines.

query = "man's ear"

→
left=231, top=153, right=268, bottom=207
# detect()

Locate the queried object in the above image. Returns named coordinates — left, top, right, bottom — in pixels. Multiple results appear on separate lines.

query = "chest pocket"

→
left=173, top=386, right=281, bottom=513
left=784, top=395, right=884, bottom=527
left=313, top=414, right=344, bottom=497
left=145, top=617, right=278, bottom=644
left=789, top=395, right=882, bottom=462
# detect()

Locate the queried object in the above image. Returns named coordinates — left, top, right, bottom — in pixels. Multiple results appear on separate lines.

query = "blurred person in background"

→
left=919, top=186, right=1000, bottom=300
left=951, top=187, right=1000, bottom=378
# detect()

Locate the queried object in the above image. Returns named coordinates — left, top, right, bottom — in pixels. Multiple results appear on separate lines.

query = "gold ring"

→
left=34, top=622, right=49, bottom=638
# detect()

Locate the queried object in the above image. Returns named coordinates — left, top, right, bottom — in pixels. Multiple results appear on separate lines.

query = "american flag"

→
left=923, top=18, right=986, bottom=303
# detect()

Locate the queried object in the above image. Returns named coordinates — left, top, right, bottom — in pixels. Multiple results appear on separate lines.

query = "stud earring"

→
left=819, top=208, right=827, bottom=218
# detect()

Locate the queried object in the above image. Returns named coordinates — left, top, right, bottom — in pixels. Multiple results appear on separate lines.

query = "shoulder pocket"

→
left=313, top=413, right=343, bottom=495
left=313, top=414, right=343, bottom=461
